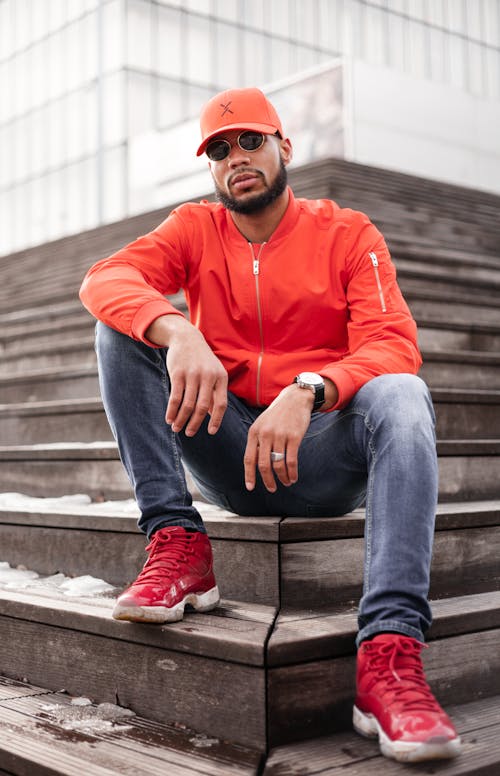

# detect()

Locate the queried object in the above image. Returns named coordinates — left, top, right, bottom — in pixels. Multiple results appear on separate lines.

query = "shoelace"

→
left=363, top=638, right=441, bottom=712
left=134, top=530, right=196, bottom=584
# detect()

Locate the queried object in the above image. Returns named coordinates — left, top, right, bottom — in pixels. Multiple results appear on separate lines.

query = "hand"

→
left=244, top=384, right=314, bottom=493
left=146, top=315, right=228, bottom=436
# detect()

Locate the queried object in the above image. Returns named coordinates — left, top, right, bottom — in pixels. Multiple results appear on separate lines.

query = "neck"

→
left=230, top=189, right=289, bottom=243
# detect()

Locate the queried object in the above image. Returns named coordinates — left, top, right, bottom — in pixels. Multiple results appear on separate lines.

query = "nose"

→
left=227, top=143, right=250, bottom=168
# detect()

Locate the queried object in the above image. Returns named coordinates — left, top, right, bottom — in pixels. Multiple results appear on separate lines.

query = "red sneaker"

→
left=353, top=634, right=461, bottom=762
left=112, top=526, right=220, bottom=623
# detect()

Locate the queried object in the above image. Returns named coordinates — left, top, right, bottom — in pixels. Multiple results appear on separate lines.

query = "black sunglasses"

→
left=206, top=130, right=266, bottom=161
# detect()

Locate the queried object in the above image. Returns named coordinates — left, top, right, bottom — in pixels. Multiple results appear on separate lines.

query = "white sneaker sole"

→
left=353, top=704, right=462, bottom=763
left=112, top=585, right=221, bottom=623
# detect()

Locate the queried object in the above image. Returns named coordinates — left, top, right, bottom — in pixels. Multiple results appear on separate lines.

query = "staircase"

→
left=0, top=158, right=499, bottom=775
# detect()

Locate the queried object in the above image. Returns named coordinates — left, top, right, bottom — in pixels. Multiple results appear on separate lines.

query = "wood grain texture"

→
left=264, top=696, right=500, bottom=775
left=0, top=524, right=280, bottom=604
left=0, top=591, right=275, bottom=666
left=279, top=527, right=500, bottom=608
left=0, top=617, right=267, bottom=749
left=0, top=690, right=262, bottom=775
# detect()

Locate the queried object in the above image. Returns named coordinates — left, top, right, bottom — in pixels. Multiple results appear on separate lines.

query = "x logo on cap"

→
left=220, top=101, right=234, bottom=117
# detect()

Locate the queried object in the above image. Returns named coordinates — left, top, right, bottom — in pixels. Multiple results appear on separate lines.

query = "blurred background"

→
left=1, top=0, right=499, bottom=256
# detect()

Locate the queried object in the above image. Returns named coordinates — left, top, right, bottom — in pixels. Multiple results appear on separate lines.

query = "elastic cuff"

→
left=146, top=518, right=207, bottom=540
left=356, top=619, right=425, bottom=648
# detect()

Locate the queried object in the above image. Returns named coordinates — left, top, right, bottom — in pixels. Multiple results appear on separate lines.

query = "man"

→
left=80, top=87, right=461, bottom=763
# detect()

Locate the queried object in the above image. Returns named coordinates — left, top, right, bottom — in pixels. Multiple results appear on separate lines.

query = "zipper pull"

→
left=369, top=251, right=378, bottom=267
left=253, top=259, right=260, bottom=275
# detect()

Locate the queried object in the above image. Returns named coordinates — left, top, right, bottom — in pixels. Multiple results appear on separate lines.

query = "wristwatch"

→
left=293, top=372, right=325, bottom=411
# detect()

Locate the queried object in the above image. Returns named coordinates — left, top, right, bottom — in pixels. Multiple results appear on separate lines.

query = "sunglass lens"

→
left=206, top=139, right=230, bottom=161
left=239, top=131, right=265, bottom=151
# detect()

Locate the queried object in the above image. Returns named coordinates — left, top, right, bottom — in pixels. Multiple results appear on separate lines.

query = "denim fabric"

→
left=96, top=322, right=438, bottom=644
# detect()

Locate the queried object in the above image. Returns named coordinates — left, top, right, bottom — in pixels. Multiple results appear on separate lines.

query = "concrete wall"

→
left=349, top=59, right=500, bottom=196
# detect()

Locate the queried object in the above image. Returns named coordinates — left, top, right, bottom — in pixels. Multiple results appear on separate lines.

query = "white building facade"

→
left=1, top=0, right=499, bottom=256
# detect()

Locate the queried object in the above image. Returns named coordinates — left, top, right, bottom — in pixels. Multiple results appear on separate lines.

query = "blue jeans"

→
left=96, top=322, right=438, bottom=645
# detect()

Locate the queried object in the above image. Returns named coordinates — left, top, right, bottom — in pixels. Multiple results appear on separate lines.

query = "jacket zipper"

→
left=251, top=242, right=266, bottom=405
left=369, top=251, right=387, bottom=313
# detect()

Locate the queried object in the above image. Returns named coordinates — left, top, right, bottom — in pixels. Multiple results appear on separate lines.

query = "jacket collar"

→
left=224, top=187, right=300, bottom=246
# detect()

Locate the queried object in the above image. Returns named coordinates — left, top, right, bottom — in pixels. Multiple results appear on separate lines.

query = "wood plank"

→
left=280, top=501, right=500, bottom=542
left=264, top=696, right=500, bottom=775
left=0, top=459, right=132, bottom=500
left=0, top=688, right=261, bottom=776
left=0, top=505, right=282, bottom=542
left=0, top=617, right=267, bottom=749
left=0, top=591, right=275, bottom=666
left=279, top=526, right=500, bottom=608
left=267, top=591, right=500, bottom=666
left=0, top=524, right=280, bottom=604
left=438, top=457, right=500, bottom=501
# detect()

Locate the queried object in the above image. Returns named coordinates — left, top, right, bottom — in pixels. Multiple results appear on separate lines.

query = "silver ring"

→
left=270, top=451, right=286, bottom=463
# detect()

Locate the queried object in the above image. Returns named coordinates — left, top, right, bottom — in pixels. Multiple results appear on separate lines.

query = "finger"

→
left=283, top=436, right=300, bottom=484
left=170, top=379, right=199, bottom=433
left=207, top=374, right=228, bottom=435
left=184, top=379, right=216, bottom=437
left=272, top=452, right=291, bottom=487
left=165, top=374, right=186, bottom=426
left=257, top=438, right=277, bottom=493
left=243, top=429, right=259, bottom=491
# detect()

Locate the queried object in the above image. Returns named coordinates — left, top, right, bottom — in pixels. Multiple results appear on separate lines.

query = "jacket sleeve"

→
left=79, top=209, right=190, bottom=345
left=320, top=215, right=422, bottom=410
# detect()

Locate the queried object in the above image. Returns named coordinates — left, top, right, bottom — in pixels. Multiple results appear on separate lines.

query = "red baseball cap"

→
left=196, top=87, right=284, bottom=156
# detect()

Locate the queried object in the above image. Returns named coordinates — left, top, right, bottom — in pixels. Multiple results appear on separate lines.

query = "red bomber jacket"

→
left=79, top=188, right=422, bottom=411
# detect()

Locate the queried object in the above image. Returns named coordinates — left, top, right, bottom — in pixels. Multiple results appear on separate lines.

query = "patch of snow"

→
left=0, top=491, right=139, bottom=516
left=31, top=442, right=117, bottom=450
left=60, top=575, right=114, bottom=597
left=0, top=561, right=115, bottom=600
left=189, top=733, right=220, bottom=748
left=0, top=491, right=229, bottom=516
left=40, top=700, right=135, bottom=735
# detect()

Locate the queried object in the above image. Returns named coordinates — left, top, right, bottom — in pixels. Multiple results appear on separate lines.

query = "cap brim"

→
left=196, top=122, right=280, bottom=156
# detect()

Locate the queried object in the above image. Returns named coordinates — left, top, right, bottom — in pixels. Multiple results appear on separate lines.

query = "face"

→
left=207, top=130, right=292, bottom=215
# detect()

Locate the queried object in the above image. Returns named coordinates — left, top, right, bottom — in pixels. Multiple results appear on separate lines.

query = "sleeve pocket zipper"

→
left=369, top=251, right=387, bottom=313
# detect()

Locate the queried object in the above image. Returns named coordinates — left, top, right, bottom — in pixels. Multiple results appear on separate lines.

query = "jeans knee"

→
left=359, top=374, right=435, bottom=431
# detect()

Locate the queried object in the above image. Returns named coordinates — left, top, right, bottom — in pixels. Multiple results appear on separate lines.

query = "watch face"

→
left=298, top=372, right=324, bottom=386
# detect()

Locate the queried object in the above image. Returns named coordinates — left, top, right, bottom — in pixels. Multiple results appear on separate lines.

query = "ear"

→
left=279, top=137, right=293, bottom=166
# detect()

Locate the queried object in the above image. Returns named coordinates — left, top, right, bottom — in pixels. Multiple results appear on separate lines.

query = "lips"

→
left=230, top=171, right=261, bottom=190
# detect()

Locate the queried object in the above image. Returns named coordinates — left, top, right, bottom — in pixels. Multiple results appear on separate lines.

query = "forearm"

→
left=145, top=314, right=200, bottom=348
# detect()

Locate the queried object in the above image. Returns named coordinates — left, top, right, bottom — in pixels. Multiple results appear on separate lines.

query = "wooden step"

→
left=433, top=389, right=500, bottom=439
left=0, top=678, right=262, bottom=776
left=0, top=443, right=131, bottom=499
left=1, top=677, right=497, bottom=776
left=0, top=499, right=497, bottom=608
left=265, top=591, right=500, bottom=746
left=419, top=351, right=500, bottom=389
left=0, top=500, right=281, bottom=606
left=0, top=366, right=99, bottom=403
left=0, top=313, right=95, bottom=354
left=0, top=440, right=498, bottom=500
left=1, top=388, right=499, bottom=444
left=0, top=589, right=274, bottom=749
left=407, top=291, right=500, bottom=327
left=0, top=586, right=497, bottom=749
left=265, top=695, right=500, bottom=775
left=418, top=321, right=500, bottom=353
left=395, top=257, right=500, bottom=294
left=0, top=335, right=97, bottom=376
left=0, top=398, right=113, bottom=444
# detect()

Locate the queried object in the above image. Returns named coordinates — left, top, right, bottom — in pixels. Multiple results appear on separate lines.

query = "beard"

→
left=214, top=159, right=288, bottom=214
